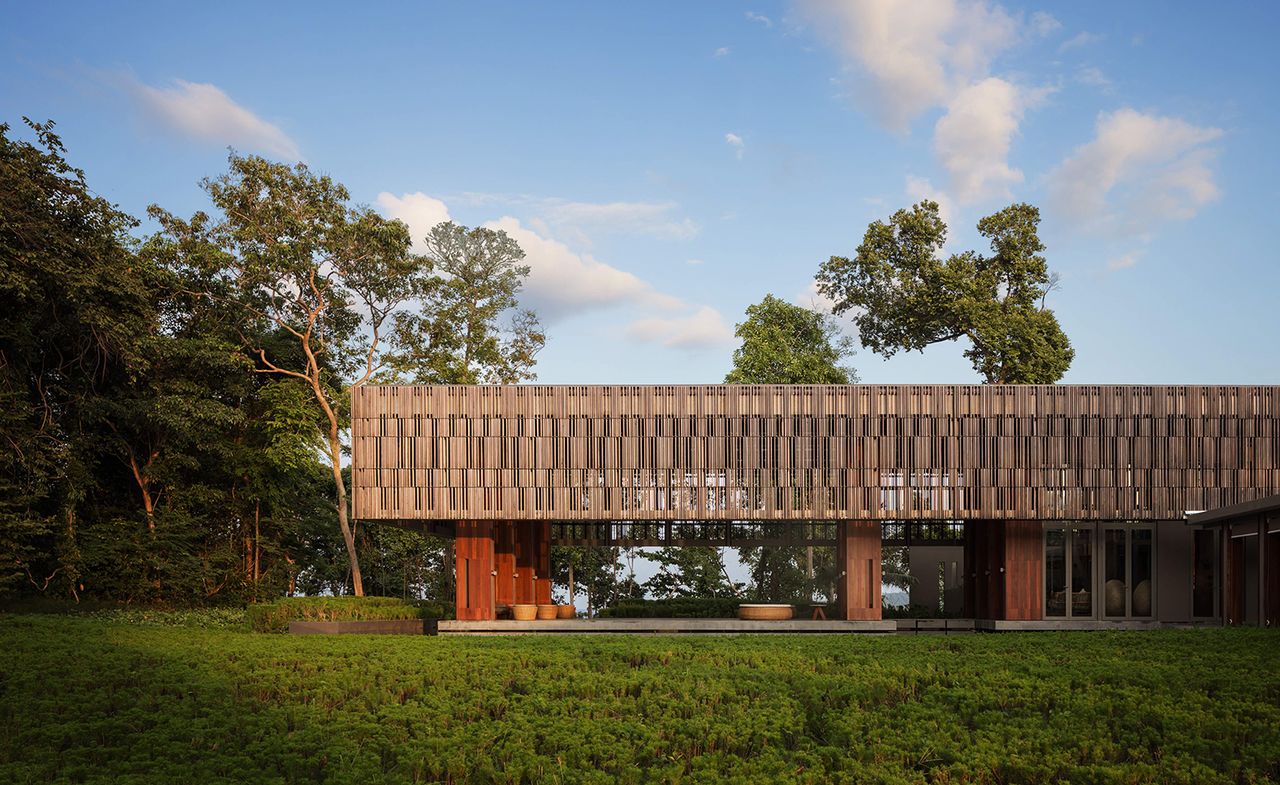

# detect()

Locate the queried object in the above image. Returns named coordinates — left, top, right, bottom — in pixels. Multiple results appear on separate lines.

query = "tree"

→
left=389, top=222, right=544, bottom=385
left=724, top=294, right=856, bottom=384
left=724, top=296, right=855, bottom=603
left=816, top=200, right=1073, bottom=384
left=0, top=119, right=152, bottom=598
left=149, top=154, right=429, bottom=596
left=641, top=547, right=740, bottom=599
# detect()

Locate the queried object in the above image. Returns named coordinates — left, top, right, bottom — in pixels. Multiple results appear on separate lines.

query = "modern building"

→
left=351, top=384, right=1280, bottom=628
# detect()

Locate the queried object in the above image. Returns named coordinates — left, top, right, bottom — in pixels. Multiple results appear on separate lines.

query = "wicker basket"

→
left=536, top=604, right=558, bottom=620
left=511, top=604, right=537, bottom=621
left=556, top=604, right=576, bottom=619
left=737, top=604, right=794, bottom=621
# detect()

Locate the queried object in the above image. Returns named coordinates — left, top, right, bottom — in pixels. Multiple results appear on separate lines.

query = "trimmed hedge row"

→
left=247, top=597, right=451, bottom=633
left=599, top=597, right=742, bottom=618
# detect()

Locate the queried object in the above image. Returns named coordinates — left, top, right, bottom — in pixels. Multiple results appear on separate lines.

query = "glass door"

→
left=1046, top=526, right=1094, bottom=618
left=1103, top=526, right=1153, bottom=618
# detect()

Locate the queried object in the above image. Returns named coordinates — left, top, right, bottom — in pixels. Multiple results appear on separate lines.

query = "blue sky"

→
left=5, top=1, right=1278, bottom=385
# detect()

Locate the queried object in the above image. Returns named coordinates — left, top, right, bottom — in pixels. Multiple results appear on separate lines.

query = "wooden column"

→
left=534, top=521, right=553, bottom=605
left=514, top=522, right=536, bottom=604
left=1002, top=521, right=1043, bottom=621
left=494, top=521, right=516, bottom=612
left=836, top=520, right=881, bottom=620
left=455, top=520, right=495, bottom=621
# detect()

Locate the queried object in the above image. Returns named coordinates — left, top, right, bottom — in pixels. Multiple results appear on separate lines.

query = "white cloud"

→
left=375, top=192, right=452, bottom=252
left=714, top=46, right=731, bottom=57
left=482, top=216, right=683, bottom=321
left=1108, top=251, right=1141, bottom=271
left=1048, top=108, right=1223, bottom=238
left=541, top=200, right=699, bottom=244
left=127, top=78, right=301, bottom=160
left=626, top=306, right=735, bottom=349
left=1075, top=66, right=1112, bottom=91
left=796, top=0, right=1021, bottom=132
left=745, top=11, right=773, bottom=27
left=686, top=258, right=705, bottom=265
left=725, top=132, right=745, bottom=159
left=1059, top=31, right=1102, bottom=52
left=1030, top=11, right=1061, bottom=37
left=933, top=77, right=1047, bottom=203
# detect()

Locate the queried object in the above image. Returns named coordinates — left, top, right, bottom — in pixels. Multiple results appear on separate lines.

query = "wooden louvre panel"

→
left=350, top=385, right=1280, bottom=522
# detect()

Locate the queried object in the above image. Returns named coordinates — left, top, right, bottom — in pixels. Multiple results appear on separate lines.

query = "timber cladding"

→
left=351, top=385, right=1280, bottom=522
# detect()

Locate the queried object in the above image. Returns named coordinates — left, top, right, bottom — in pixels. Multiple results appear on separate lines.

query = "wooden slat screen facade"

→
left=351, top=385, right=1280, bottom=522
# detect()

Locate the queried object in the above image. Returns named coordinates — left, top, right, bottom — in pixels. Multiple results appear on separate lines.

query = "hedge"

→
left=246, top=596, right=451, bottom=633
left=599, top=597, right=743, bottom=618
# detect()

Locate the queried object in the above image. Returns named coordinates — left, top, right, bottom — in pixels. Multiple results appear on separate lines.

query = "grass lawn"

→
left=0, top=613, right=1277, bottom=784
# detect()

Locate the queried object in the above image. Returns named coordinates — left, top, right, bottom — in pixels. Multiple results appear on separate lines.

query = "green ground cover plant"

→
left=246, top=597, right=451, bottom=633
left=0, top=615, right=1276, bottom=784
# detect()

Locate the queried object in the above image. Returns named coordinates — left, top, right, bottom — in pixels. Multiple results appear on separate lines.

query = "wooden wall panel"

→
left=836, top=521, right=881, bottom=620
left=455, top=521, right=494, bottom=621
left=352, top=385, right=1280, bottom=522
left=1003, top=521, right=1044, bottom=621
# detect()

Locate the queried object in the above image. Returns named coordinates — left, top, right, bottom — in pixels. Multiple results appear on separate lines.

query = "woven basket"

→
left=556, top=604, right=576, bottom=619
left=737, top=604, right=794, bottom=621
left=536, top=604, right=558, bottom=620
left=511, top=604, right=537, bottom=621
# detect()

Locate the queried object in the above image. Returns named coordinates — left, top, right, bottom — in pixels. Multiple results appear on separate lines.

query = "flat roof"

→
left=1186, top=495, right=1280, bottom=525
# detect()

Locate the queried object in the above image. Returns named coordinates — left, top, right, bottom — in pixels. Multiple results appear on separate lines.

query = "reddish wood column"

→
left=534, top=521, right=553, bottom=605
left=836, top=521, right=882, bottom=620
left=455, top=520, right=495, bottom=621
left=1002, top=521, right=1043, bottom=621
left=493, top=521, right=516, bottom=613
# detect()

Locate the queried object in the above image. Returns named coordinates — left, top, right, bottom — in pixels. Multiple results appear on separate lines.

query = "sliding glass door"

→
left=1048, top=523, right=1154, bottom=620
left=1046, top=526, right=1093, bottom=618
left=1103, top=526, right=1153, bottom=618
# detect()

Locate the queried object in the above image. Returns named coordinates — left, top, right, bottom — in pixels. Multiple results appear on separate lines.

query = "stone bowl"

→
left=737, top=603, right=794, bottom=621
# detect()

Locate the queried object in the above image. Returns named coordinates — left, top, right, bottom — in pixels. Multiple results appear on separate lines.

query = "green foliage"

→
left=641, top=547, right=742, bottom=599
left=598, top=597, right=742, bottom=618
left=389, top=221, right=545, bottom=385
left=246, top=596, right=450, bottom=633
left=816, top=200, right=1074, bottom=383
left=2, top=616, right=1278, bottom=784
left=724, top=294, right=856, bottom=384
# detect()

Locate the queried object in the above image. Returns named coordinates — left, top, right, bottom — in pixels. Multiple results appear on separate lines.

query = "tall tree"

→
left=0, top=119, right=153, bottom=598
left=390, top=221, right=544, bottom=384
left=724, top=295, right=855, bottom=603
left=724, top=294, right=856, bottom=384
left=149, top=154, right=429, bottom=596
left=816, top=200, right=1073, bottom=384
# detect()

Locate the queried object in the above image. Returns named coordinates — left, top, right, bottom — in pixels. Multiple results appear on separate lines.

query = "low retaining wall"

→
left=288, top=619, right=438, bottom=635
left=438, top=619, right=896, bottom=635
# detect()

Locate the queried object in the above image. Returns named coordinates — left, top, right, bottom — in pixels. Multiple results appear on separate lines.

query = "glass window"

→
left=1193, top=529, right=1217, bottom=618
left=1130, top=529, right=1153, bottom=617
left=1046, top=528, right=1066, bottom=617
left=1104, top=528, right=1127, bottom=616
left=1071, top=528, right=1093, bottom=617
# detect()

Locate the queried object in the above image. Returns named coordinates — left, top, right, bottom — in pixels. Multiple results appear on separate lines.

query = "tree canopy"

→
left=815, top=200, right=1073, bottom=384
left=724, top=294, right=856, bottom=385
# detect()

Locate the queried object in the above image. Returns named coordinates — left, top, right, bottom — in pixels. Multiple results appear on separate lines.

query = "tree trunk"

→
left=567, top=559, right=576, bottom=607
left=328, top=430, right=364, bottom=596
